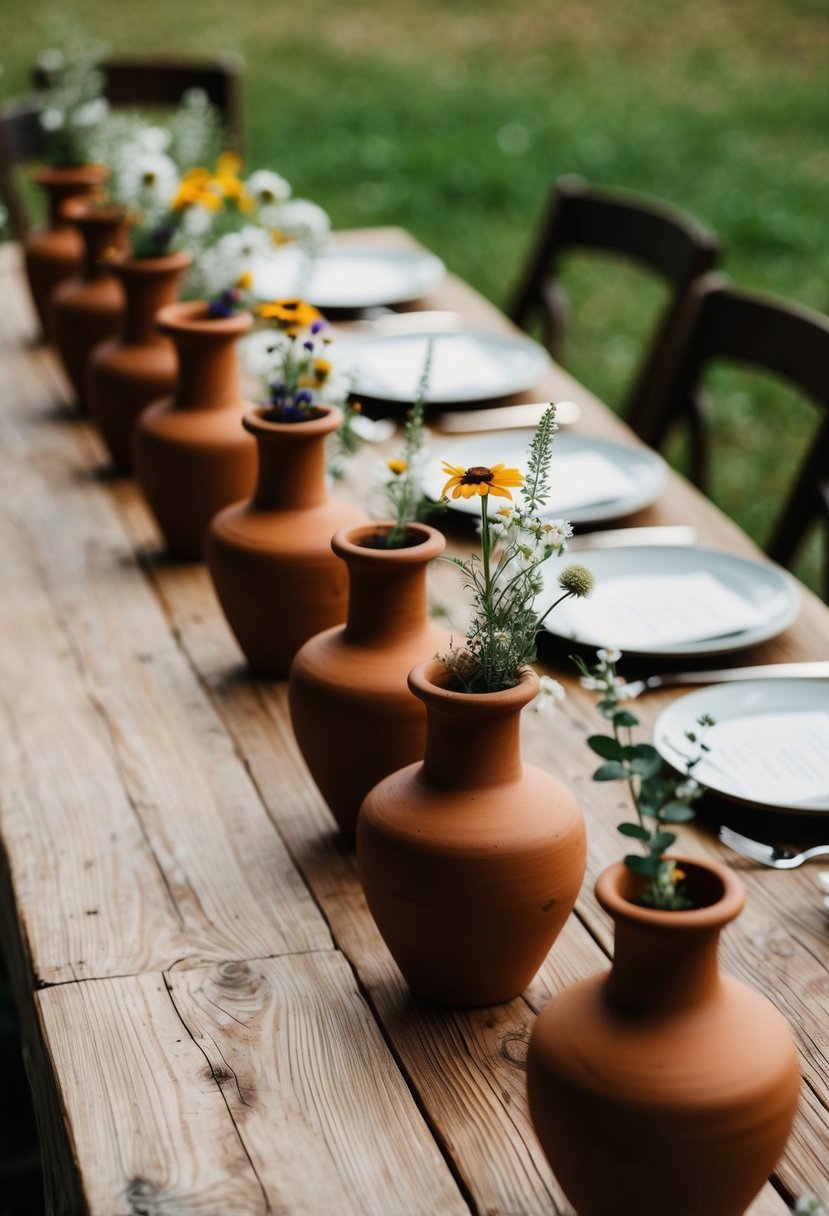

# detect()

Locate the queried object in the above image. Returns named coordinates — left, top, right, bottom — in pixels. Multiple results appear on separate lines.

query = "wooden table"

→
left=1, top=231, right=827, bottom=1216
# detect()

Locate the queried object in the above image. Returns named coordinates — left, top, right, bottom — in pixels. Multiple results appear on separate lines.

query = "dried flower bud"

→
left=559, top=564, right=595, bottom=597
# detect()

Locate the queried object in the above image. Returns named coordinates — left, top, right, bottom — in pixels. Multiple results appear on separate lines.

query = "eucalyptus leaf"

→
left=618, top=822, right=649, bottom=839
left=661, top=802, right=696, bottom=823
left=593, top=761, right=628, bottom=781
left=588, top=735, right=624, bottom=761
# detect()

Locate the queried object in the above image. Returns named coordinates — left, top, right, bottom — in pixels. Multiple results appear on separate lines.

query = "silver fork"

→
left=718, top=825, right=829, bottom=869
left=622, top=661, right=829, bottom=698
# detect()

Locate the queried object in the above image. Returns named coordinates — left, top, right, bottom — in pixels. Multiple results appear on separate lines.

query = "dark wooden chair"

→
left=0, top=53, right=244, bottom=240
left=651, top=274, right=829, bottom=597
left=509, top=175, right=721, bottom=482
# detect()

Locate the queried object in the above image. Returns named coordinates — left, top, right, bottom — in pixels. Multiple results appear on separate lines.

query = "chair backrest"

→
left=509, top=175, right=721, bottom=439
left=650, top=274, right=829, bottom=595
left=0, top=53, right=245, bottom=239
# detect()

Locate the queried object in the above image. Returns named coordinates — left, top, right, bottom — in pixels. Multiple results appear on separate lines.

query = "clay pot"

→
left=357, top=661, right=587, bottom=1006
left=87, top=250, right=191, bottom=472
left=24, top=163, right=107, bottom=340
left=289, top=522, right=451, bottom=841
left=134, top=302, right=257, bottom=560
left=206, top=407, right=366, bottom=675
left=49, top=198, right=128, bottom=411
left=527, top=858, right=801, bottom=1216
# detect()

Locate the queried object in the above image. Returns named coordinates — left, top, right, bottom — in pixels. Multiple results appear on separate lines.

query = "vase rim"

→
left=242, top=404, right=342, bottom=437
left=33, top=162, right=107, bottom=186
left=408, top=659, right=539, bottom=708
left=108, top=248, right=192, bottom=275
left=156, top=299, right=254, bottom=336
left=596, top=857, right=746, bottom=929
left=332, top=521, right=445, bottom=563
left=61, top=196, right=123, bottom=225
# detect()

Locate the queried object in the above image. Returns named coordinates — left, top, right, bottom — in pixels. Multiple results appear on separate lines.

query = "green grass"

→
left=2, top=0, right=827, bottom=589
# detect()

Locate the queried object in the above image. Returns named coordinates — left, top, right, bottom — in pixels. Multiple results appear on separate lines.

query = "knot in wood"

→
left=499, top=1033, right=529, bottom=1069
left=216, top=960, right=254, bottom=988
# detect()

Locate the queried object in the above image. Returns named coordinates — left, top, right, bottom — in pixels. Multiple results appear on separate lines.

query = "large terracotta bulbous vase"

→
left=135, top=302, right=257, bottom=560
left=527, top=859, right=801, bottom=1216
left=357, top=662, right=587, bottom=1006
left=49, top=198, right=128, bottom=411
left=24, top=163, right=106, bottom=340
left=289, top=522, right=451, bottom=842
left=87, top=250, right=191, bottom=473
left=206, top=407, right=366, bottom=676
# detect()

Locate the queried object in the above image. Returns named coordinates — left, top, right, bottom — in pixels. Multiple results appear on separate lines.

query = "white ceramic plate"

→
left=423, top=431, right=668, bottom=525
left=252, top=247, right=446, bottom=309
left=540, top=545, right=800, bottom=657
left=654, top=679, right=829, bottom=814
left=332, top=330, right=551, bottom=404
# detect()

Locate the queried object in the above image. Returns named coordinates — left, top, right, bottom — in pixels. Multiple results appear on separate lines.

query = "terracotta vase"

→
left=23, top=163, right=107, bottom=340
left=87, top=250, right=191, bottom=473
left=134, top=302, right=257, bottom=559
left=527, top=858, right=801, bottom=1216
left=49, top=198, right=128, bottom=411
left=289, top=522, right=451, bottom=841
left=357, top=661, right=587, bottom=1006
left=206, top=407, right=366, bottom=676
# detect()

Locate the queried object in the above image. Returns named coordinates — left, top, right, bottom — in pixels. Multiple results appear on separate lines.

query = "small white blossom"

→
left=580, top=675, right=605, bottom=691
left=795, top=1195, right=827, bottom=1216
left=675, top=778, right=702, bottom=800
left=273, top=198, right=331, bottom=247
left=40, top=108, right=65, bottom=132
left=597, top=646, right=622, bottom=664
left=247, top=169, right=292, bottom=205
left=73, top=97, right=109, bottom=128
left=534, top=675, right=566, bottom=714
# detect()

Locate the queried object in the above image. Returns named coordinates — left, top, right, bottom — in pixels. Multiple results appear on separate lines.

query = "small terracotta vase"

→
left=527, top=859, right=801, bottom=1216
left=87, top=250, right=191, bottom=472
left=357, top=661, right=587, bottom=1006
left=206, top=407, right=366, bottom=675
left=135, top=302, right=257, bottom=560
left=24, top=163, right=107, bottom=340
left=49, top=198, right=127, bottom=411
left=289, top=522, right=451, bottom=841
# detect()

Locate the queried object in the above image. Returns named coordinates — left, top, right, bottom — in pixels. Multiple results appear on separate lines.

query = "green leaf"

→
left=650, top=831, right=677, bottom=852
left=597, top=699, right=618, bottom=719
left=625, top=854, right=660, bottom=876
left=630, top=753, right=663, bottom=779
left=588, top=735, right=624, bottom=760
left=661, top=802, right=696, bottom=823
left=593, top=761, right=627, bottom=781
left=613, top=710, right=639, bottom=728
left=618, top=823, right=650, bottom=840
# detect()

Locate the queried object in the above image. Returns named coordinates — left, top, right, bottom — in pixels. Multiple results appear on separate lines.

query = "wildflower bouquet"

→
left=256, top=298, right=341, bottom=421
left=35, top=43, right=109, bottom=166
left=439, top=405, right=594, bottom=692
left=576, top=647, right=713, bottom=909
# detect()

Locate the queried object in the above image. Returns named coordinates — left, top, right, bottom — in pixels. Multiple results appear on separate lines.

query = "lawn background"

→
left=1, top=0, right=827, bottom=587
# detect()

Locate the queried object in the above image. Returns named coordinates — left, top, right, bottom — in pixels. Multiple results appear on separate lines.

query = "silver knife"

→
left=625, top=662, right=829, bottom=697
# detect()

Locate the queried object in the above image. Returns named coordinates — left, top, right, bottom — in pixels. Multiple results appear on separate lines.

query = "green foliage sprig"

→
left=575, top=648, right=714, bottom=910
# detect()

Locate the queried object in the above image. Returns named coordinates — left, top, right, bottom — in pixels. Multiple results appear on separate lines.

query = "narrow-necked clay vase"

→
left=357, top=661, right=587, bottom=1006
left=289, top=522, right=450, bottom=842
left=87, top=250, right=191, bottom=472
left=134, top=301, right=257, bottom=560
left=206, top=406, right=366, bottom=676
left=24, top=163, right=107, bottom=340
left=49, top=197, right=128, bottom=411
left=527, top=858, right=801, bottom=1216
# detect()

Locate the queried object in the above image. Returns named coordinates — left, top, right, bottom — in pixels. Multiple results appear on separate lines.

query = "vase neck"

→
left=252, top=426, right=329, bottom=509
left=607, top=919, right=723, bottom=1015
left=78, top=217, right=127, bottom=281
left=44, top=180, right=95, bottom=228
left=172, top=330, right=244, bottom=413
left=420, top=693, right=526, bottom=790
left=344, top=555, right=431, bottom=646
left=116, top=264, right=186, bottom=346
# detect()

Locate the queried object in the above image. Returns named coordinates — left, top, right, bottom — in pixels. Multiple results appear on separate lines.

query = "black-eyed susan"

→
left=257, top=297, right=323, bottom=336
left=440, top=462, right=524, bottom=501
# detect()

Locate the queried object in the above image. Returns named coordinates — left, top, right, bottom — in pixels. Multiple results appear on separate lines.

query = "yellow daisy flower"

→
left=257, top=298, right=323, bottom=331
left=236, top=271, right=254, bottom=291
left=440, top=462, right=524, bottom=501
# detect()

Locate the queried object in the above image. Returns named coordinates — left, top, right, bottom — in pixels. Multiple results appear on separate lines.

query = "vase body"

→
left=87, top=250, right=191, bottom=472
left=527, top=859, right=801, bottom=1216
left=135, top=302, right=257, bottom=559
left=289, top=523, right=450, bottom=841
left=49, top=198, right=128, bottom=411
left=24, top=164, right=107, bottom=340
left=357, top=662, right=587, bottom=1006
left=206, top=407, right=366, bottom=676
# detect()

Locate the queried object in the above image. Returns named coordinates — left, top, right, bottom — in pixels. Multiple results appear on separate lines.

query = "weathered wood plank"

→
left=0, top=252, right=332, bottom=982
left=36, top=970, right=270, bottom=1216
left=169, top=952, right=469, bottom=1216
